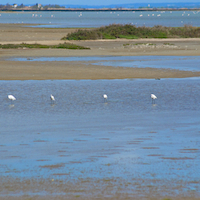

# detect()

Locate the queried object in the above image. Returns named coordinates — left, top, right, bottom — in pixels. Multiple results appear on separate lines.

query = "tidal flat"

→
left=0, top=22, right=200, bottom=199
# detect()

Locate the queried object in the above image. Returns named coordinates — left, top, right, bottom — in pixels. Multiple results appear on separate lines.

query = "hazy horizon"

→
left=1, top=0, right=200, bottom=6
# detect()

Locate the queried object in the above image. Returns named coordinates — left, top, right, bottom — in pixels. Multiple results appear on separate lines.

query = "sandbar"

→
left=0, top=23, right=200, bottom=80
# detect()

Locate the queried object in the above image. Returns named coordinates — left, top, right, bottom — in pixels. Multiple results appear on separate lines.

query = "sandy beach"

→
left=0, top=23, right=200, bottom=80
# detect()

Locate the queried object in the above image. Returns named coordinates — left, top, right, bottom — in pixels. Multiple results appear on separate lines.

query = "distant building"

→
left=13, top=4, right=17, bottom=8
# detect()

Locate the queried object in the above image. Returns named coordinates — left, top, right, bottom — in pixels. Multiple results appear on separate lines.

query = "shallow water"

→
left=11, top=56, right=200, bottom=71
left=0, top=11, right=200, bottom=27
left=0, top=78, right=200, bottom=194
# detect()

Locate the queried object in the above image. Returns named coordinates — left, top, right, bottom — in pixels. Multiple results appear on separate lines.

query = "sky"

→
left=1, top=0, right=200, bottom=5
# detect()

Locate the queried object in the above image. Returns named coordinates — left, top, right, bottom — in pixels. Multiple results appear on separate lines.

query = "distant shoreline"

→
left=1, top=8, right=200, bottom=12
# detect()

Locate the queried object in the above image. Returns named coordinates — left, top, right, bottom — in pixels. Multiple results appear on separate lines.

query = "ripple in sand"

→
left=52, top=173, right=70, bottom=176
left=80, top=134, right=91, bottom=136
left=180, top=148, right=199, bottom=153
left=36, top=159, right=50, bottom=162
left=142, top=147, right=160, bottom=149
left=59, top=155, right=71, bottom=157
left=127, top=140, right=143, bottom=145
left=161, top=157, right=195, bottom=160
left=148, top=154, right=164, bottom=157
left=9, top=156, right=22, bottom=158
left=40, top=163, right=65, bottom=169
left=73, top=139, right=87, bottom=142
left=98, top=138, right=110, bottom=140
left=33, top=140, right=48, bottom=142
left=58, top=141, right=73, bottom=144
left=135, top=138, right=152, bottom=141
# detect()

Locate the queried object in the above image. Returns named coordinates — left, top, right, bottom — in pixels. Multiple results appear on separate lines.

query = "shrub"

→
left=0, top=42, right=90, bottom=50
left=61, top=24, right=200, bottom=40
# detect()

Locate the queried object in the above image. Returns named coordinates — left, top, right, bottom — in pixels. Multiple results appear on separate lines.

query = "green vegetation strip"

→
left=0, top=42, right=90, bottom=49
left=62, top=24, right=200, bottom=40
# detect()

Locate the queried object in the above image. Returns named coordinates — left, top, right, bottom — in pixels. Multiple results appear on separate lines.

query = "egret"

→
left=103, top=94, right=107, bottom=102
left=50, top=94, right=55, bottom=101
left=8, top=95, right=16, bottom=101
left=151, top=94, right=157, bottom=104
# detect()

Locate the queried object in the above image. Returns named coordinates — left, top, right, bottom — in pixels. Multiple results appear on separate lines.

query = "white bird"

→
left=50, top=94, right=55, bottom=101
left=151, top=94, right=157, bottom=104
left=103, top=94, right=108, bottom=102
left=8, top=95, right=16, bottom=101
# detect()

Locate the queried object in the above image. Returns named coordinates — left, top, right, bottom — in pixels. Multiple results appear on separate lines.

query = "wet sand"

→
left=0, top=24, right=200, bottom=80
left=1, top=177, right=200, bottom=200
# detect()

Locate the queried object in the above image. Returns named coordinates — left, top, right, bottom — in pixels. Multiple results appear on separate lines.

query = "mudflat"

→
left=0, top=23, right=200, bottom=80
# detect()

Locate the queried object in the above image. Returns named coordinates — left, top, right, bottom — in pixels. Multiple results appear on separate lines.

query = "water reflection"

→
left=50, top=103, right=56, bottom=107
left=9, top=104, right=15, bottom=109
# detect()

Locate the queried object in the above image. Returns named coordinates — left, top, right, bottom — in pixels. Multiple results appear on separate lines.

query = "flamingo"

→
left=103, top=94, right=107, bottom=102
left=151, top=94, right=157, bottom=104
left=50, top=94, right=55, bottom=101
left=8, top=95, right=16, bottom=101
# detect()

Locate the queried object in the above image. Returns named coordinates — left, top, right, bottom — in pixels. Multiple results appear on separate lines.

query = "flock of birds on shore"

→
left=7, top=93, right=157, bottom=104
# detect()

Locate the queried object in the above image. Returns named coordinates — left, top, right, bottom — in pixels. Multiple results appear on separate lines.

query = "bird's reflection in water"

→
left=50, top=103, right=56, bottom=107
left=9, top=104, right=15, bottom=109
left=104, top=102, right=108, bottom=106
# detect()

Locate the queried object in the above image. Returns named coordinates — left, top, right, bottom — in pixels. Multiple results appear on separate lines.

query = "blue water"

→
left=0, top=78, right=200, bottom=197
left=0, top=10, right=200, bottom=27
left=62, top=3, right=200, bottom=9
left=0, top=78, right=200, bottom=181
left=11, top=56, right=200, bottom=72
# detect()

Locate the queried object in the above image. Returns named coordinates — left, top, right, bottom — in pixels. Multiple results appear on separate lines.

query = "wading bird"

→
left=151, top=94, right=157, bottom=104
left=50, top=94, right=55, bottom=101
left=103, top=94, right=107, bottom=102
left=8, top=95, right=16, bottom=101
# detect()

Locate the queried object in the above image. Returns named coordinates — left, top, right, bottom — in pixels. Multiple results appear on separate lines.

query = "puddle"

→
left=10, top=56, right=200, bottom=71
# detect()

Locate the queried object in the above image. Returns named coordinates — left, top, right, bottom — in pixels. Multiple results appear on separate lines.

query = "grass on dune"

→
left=0, top=42, right=90, bottom=49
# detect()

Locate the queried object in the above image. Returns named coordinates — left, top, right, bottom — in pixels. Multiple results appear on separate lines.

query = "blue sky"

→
left=1, top=0, right=200, bottom=5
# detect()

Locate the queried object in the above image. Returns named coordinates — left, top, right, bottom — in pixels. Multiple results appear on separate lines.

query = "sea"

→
left=0, top=10, right=200, bottom=27
left=0, top=10, right=200, bottom=198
